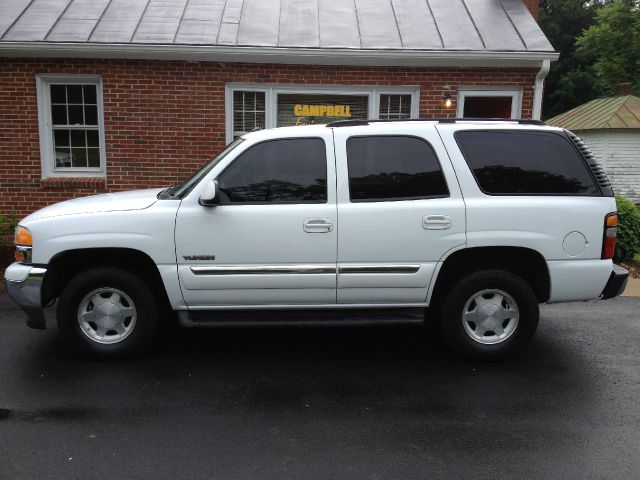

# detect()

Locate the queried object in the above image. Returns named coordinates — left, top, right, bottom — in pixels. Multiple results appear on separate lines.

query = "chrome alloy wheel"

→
left=462, top=289, right=519, bottom=345
left=77, top=288, right=137, bottom=345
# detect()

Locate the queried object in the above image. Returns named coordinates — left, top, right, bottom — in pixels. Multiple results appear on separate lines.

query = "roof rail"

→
left=325, top=118, right=546, bottom=127
left=437, top=117, right=546, bottom=125
left=325, top=120, right=370, bottom=127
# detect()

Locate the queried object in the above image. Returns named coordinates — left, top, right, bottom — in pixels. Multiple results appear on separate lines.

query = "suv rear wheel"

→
left=57, top=267, right=158, bottom=359
left=441, top=269, right=539, bottom=359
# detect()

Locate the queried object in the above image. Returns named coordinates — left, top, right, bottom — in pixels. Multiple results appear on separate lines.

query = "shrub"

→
left=0, top=213, right=19, bottom=248
left=614, top=196, right=640, bottom=263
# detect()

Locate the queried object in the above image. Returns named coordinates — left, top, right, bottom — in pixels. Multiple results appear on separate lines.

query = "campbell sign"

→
left=293, top=104, right=352, bottom=118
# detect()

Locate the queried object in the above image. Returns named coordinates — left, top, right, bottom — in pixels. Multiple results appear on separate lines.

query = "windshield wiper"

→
left=157, top=184, right=180, bottom=200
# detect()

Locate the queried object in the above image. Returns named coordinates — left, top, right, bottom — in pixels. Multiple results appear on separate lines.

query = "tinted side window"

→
left=455, top=130, right=599, bottom=195
left=346, top=136, right=449, bottom=202
left=218, top=138, right=327, bottom=203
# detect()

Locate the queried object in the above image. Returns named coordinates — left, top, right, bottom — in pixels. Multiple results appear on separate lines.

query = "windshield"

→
left=170, top=138, right=245, bottom=199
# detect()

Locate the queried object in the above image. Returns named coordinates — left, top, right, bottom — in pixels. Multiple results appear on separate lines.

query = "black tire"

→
left=57, top=267, right=158, bottom=359
left=441, top=269, right=539, bottom=360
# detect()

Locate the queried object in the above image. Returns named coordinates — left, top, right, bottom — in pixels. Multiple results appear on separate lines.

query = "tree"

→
left=538, top=0, right=606, bottom=119
left=577, top=0, right=640, bottom=95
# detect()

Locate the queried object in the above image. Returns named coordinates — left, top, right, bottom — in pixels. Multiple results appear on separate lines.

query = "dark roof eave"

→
left=0, top=41, right=559, bottom=67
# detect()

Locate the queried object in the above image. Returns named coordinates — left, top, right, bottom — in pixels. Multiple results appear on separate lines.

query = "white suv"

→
left=4, top=119, right=628, bottom=359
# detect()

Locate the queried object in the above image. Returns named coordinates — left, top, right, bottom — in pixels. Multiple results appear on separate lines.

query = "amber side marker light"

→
left=15, top=226, right=32, bottom=263
left=15, top=226, right=32, bottom=246
left=602, top=213, right=618, bottom=260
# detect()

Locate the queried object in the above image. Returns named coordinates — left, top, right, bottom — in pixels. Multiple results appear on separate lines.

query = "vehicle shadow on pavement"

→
left=27, top=305, right=586, bottom=412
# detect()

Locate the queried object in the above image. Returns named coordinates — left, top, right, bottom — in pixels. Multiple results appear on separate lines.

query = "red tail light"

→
left=602, top=212, right=617, bottom=259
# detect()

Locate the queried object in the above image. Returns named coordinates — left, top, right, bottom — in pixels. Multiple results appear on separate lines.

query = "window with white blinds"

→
left=232, top=91, right=266, bottom=139
left=227, top=85, right=419, bottom=143
left=378, top=94, right=412, bottom=120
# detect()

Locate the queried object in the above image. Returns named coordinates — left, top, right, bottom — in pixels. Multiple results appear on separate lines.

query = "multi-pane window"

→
left=36, top=75, right=105, bottom=177
left=232, top=91, right=265, bottom=139
left=226, top=86, right=420, bottom=143
left=378, top=94, right=412, bottom=120
left=51, top=84, right=100, bottom=168
left=346, top=136, right=449, bottom=202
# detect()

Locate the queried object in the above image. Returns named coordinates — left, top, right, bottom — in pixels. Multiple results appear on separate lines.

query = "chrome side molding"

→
left=339, top=265, right=420, bottom=274
left=190, top=264, right=421, bottom=276
left=190, top=265, right=336, bottom=275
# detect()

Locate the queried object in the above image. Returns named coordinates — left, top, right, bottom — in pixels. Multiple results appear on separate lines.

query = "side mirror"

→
left=199, top=180, right=220, bottom=206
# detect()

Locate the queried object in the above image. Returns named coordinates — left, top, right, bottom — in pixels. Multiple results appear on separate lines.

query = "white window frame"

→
left=225, top=83, right=420, bottom=144
left=378, top=92, right=414, bottom=120
left=456, top=87, right=523, bottom=119
left=36, top=74, right=107, bottom=178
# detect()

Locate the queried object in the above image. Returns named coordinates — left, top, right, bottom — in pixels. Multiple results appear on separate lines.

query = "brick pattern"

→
left=40, top=177, right=106, bottom=189
left=522, top=0, right=539, bottom=20
left=0, top=58, right=538, bottom=221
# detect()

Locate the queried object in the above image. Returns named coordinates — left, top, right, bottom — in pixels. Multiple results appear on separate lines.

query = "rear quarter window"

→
left=454, top=130, right=600, bottom=195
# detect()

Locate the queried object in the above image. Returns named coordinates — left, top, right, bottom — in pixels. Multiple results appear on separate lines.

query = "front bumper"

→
left=4, top=262, right=47, bottom=329
left=601, top=264, right=629, bottom=300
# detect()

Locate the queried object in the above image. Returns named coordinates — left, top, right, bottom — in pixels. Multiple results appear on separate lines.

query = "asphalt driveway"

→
left=0, top=293, right=639, bottom=479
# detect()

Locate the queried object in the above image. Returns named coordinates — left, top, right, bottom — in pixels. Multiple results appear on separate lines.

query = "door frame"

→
left=456, top=86, right=523, bottom=118
left=176, top=128, right=339, bottom=309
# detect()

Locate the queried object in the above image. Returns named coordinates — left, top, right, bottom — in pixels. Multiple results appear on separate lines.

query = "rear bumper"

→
left=4, top=262, right=47, bottom=329
left=547, top=259, right=614, bottom=303
left=601, top=264, right=629, bottom=300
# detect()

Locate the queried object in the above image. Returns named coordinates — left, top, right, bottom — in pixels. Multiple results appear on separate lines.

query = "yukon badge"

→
left=183, top=255, right=216, bottom=261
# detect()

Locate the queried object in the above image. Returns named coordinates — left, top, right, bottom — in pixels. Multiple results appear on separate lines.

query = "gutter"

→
left=0, top=42, right=559, bottom=68
left=532, top=59, right=551, bottom=120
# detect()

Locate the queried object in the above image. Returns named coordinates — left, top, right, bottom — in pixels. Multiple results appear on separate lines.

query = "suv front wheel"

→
left=441, top=269, right=539, bottom=359
left=57, top=267, right=158, bottom=359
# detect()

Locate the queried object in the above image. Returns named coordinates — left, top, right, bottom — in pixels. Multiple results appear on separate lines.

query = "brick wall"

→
left=0, top=58, right=538, bottom=221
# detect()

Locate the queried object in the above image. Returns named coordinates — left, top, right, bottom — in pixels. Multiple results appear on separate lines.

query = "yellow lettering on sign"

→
left=292, top=104, right=354, bottom=118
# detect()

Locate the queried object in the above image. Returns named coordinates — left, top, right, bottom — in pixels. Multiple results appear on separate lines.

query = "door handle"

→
left=423, top=215, right=452, bottom=230
left=304, top=218, right=333, bottom=233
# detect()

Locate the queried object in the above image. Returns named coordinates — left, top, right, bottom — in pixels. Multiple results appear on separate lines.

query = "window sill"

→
left=41, top=177, right=106, bottom=189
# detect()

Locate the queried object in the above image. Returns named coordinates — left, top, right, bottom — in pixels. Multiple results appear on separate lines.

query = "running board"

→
left=178, top=308, right=425, bottom=328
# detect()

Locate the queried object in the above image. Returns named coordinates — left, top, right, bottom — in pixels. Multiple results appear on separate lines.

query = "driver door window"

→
left=218, top=138, right=327, bottom=204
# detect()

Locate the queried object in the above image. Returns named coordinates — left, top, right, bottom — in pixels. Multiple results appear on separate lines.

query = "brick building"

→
left=0, top=0, right=557, bottom=218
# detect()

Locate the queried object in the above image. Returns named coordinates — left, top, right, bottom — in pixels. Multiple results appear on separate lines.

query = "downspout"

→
left=532, top=59, right=551, bottom=120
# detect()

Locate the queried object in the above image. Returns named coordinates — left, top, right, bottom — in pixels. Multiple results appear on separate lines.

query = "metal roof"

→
left=0, top=0, right=555, bottom=62
left=547, top=95, right=640, bottom=131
